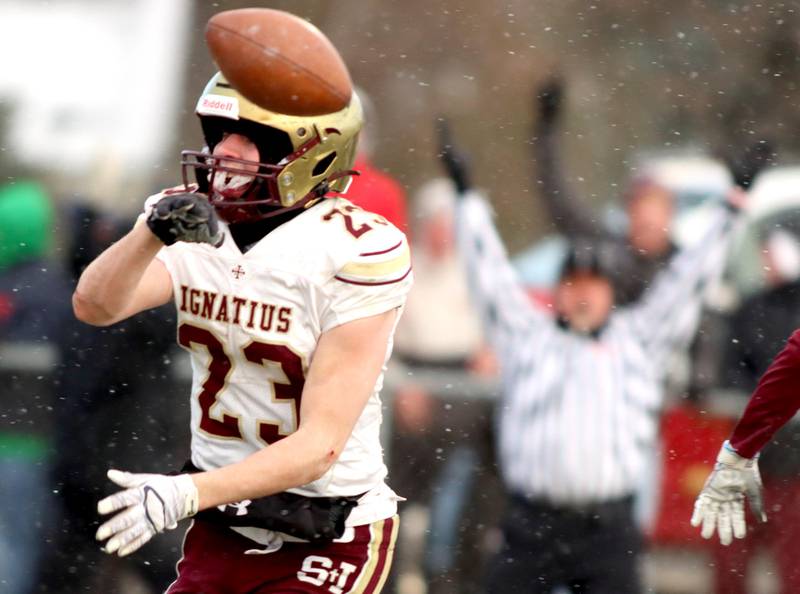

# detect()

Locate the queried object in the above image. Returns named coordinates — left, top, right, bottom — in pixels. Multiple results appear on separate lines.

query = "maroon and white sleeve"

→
left=320, top=224, right=413, bottom=332
left=728, top=328, right=800, bottom=459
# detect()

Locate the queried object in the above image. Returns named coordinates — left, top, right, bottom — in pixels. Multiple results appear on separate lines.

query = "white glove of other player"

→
left=96, top=469, right=199, bottom=557
left=690, top=441, right=767, bottom=545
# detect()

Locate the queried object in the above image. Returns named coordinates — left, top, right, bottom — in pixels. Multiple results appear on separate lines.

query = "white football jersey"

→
left=148, top=194, right=412, bottom=526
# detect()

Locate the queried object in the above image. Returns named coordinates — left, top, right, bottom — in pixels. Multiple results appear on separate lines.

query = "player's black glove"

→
left=146, top=192, right=223, bottom=247
left=725, top=139, right=774, bottom=190
left=436, top=118, right=472, bottom=195
left=536, top=76, right=564, bottom=127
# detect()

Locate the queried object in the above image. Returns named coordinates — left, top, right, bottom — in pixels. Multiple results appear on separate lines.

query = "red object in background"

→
left=347, top=157, right=409, bottom=234
left=0, top=292, right=13, bottom=323
left=525, top=287, right=555, bottom=310
left=649, top=403, right=735, bottom=546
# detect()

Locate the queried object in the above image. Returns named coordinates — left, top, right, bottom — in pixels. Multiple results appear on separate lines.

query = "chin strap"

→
left=321, top=169, right=360, bottom=197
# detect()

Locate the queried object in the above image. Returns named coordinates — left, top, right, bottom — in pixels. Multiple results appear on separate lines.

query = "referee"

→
left=438, top=125, right=744, bottom=593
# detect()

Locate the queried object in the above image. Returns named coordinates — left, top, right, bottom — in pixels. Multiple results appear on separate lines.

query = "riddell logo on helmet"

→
left=197, top=94, right=240, bottom=119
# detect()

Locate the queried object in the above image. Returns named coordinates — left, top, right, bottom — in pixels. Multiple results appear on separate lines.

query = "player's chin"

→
left=214, top=182, right=254, bottom=201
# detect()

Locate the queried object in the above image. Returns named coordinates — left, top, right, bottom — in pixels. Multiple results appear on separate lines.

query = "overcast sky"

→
left=0, top=0, right=191, bottom=174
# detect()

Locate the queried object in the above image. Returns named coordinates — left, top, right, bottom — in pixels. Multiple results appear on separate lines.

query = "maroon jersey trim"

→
left=359, top=240, right=403, bottom=257
left=334, top=267, right=412, bottom=287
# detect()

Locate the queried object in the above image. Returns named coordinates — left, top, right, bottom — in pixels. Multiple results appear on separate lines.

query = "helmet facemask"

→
left=181, top=117, right=307, bottom=224
left=182, top=73, right=364, bottom=225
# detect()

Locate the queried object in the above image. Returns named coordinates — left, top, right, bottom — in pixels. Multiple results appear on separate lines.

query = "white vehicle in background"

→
left=724, top=166, right=800, bottom=301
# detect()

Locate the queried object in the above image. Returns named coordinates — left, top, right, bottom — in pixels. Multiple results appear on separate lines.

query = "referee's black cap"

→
left=559, top=238, right=620, bottom=281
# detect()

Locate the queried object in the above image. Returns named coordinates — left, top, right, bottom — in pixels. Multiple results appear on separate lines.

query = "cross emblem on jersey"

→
left=231, top=265, right=246, bottom=279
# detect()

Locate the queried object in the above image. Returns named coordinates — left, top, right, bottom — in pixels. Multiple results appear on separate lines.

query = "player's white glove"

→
left=690, top=441, right=767, bottom=545
left=96, top=469, right=199, bottom=557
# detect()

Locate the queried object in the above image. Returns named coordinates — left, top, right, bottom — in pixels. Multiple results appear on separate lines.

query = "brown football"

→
left=205, top=8, right=353, bottom=116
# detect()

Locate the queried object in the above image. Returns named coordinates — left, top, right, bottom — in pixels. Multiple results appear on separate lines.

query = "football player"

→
left=72, top=67, right=412, bottom=592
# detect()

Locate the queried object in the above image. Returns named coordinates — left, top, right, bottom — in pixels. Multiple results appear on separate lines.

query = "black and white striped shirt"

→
left=456, top=192, right=735, bottom=504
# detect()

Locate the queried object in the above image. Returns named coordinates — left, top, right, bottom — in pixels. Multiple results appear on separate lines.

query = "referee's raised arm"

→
left=623, top=189, right=745, bottom=367
left=437, top=118, right=551, bottom=357
left=531, top=76, right=608, bottom=241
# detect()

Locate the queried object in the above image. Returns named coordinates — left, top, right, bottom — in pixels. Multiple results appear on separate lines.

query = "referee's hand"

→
left=535, top=75, right=564, bottom=127
left=690, top=441, right=767, bottom=546
left=436, top=117, right=472, bottom=195
left=724, top=139, right=774, bottom=190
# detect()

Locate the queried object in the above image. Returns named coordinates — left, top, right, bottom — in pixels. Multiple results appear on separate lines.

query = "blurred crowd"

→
left=2, top=74, right=800, bottom=594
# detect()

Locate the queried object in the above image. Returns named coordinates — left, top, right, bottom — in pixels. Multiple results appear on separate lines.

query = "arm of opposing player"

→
left=72, top=220, right=172, bottom=326
left=728, top=328, right=800, bottom=458
left=690, top=329, right=800, bottom=542
left=191, top=309, right=398, bottom=509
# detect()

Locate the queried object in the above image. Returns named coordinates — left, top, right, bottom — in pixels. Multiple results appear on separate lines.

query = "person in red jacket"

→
left=349, top=156, right=408, bottom=234
left=346, top=88, right=409, bottom=234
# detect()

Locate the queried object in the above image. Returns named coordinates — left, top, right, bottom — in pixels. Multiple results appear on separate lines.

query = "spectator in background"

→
left=531, top=77, right=677, bottom=305
left=709, top=227, right=800, bottom=594
left=346, top=87, right=409, bottom=233
left=0, top=181, right=72, bottom=594
left=389, top=177, right=499, bottom=594
left=38, top=203, right=181, bottom=594
left=723, top=229, right=800, bottom=390
left=440, top=127, right=744, bottom=593
left=0, top=181, right=71, bottom=340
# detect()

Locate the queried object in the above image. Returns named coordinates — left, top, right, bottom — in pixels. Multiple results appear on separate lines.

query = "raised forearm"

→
left=634, top=205, right=736, bottom=357
left=456, top=193, right=549, bottom=353
left=533, top=122, right=601, bottom=238
left=73, top=221, right=164, bottom=325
